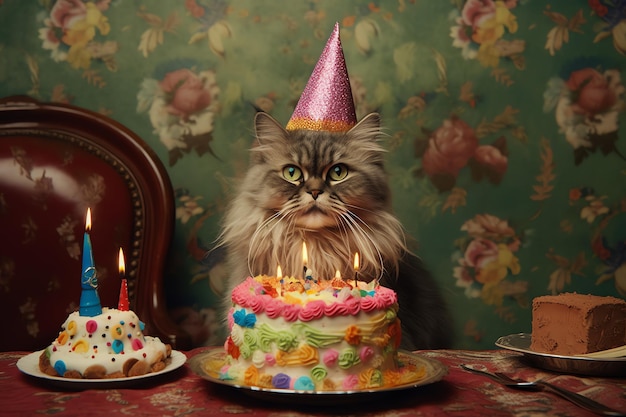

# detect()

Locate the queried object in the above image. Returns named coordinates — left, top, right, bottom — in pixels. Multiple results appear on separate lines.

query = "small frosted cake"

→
left=39, top=308, right=171, bottom=379
left=219, top=275, right=415, bottom=391
left=530, top=293, right=626, bottom=356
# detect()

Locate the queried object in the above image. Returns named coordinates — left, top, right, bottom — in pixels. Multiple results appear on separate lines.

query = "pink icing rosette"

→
left=360, top=295, right=382, bottom=312
left=323, top=349, right=339, bottom=367
left=247, top=294, right=267, bottom=314
left=359, top=346, right=375, bottom=363
left=299, top=300, right=326, bottom=321
left=376, top=287, right=397, bottom=306
left=86, top=320, right=98, bottom=334
left=342, top=374, right=359, bottom=390
left=324, top=300, right=349, bottom=316
left=344, top=297, right=362, bottom=315
left=131, top=338, right=143, bottom=351
left=379, top=287, right=398, bottom=305
left=231, top=278, right=255, bottom=306
left=281, top=304, right=303, bottom=322
left=265, top=353, right=276, bottom=366
left=264, top=297, right=285, bottom=319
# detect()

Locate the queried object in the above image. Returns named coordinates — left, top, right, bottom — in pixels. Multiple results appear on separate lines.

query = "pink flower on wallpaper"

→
left=464, top=238, right=499, bottom=270
left=566, top=68, right=617, bottom=116
left=49, top=0, right=87, bottom=30
left=544, top=66, right=625, bottom=165
left=38, top=0, right=115, bottom=69
left=422, top=117, right=478, bottom=177
left=159, top=69, right=213, bottom=120
left=49, top=0, right=111, bottom=30
left=461, top=0, right=497, bottom=29
left=449, top=0, right=521, bottom=67
left=461, top=213, right=516, bottom=240
left=418, top=117, right=508, bottom=191
left=474, top=145, right=508, bottom=175
left=453, top=213, right=525, bottom=306
left=138, top=67, right=221, bottom=166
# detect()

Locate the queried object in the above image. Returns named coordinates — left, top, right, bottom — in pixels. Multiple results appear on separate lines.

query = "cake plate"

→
left=496, top=333, right=626, bottom=377
left=188, top=347, right=448, bottom=406
left=17, top=349, right=187, bottom=389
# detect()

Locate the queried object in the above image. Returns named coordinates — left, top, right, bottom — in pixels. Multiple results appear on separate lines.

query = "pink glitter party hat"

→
left=286, top=22, right=357, bottom=132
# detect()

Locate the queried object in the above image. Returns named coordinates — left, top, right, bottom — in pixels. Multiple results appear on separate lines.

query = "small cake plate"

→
left=496, top=333, right=626, bottom=377
left=188, top=347, right=448, bottom=406
left=17, top=350, right=186, bottom=389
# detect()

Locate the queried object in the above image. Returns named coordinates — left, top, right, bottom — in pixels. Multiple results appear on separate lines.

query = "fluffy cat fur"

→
left=216, top=111, right=452, bottom=350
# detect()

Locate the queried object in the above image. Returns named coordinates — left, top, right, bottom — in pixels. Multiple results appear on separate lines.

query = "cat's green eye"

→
left=328, top=164, right=348, bottom=181
left=282, top=165, right=303, bottom=182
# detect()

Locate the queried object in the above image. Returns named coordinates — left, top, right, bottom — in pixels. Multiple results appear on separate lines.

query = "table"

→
left=1, top=348, right=624, bottom=416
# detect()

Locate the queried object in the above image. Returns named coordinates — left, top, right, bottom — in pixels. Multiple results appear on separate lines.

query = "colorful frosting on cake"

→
left=220, top=275, right=416, bottom=391
left=39, top=307, right=171, bottom=379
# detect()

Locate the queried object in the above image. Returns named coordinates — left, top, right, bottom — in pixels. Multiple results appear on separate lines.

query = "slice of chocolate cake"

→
left=530, top=293, right=626, bottom=356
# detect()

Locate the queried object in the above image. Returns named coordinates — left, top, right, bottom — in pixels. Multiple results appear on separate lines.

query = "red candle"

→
left=117, top=248, right=129, bottom=311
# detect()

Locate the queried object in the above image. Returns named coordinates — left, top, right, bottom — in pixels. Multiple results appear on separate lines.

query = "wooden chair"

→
left=0, top=96, right=191, bottom=351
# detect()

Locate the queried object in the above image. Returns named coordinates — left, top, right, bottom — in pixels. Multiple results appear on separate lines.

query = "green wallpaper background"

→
left=1, top=0, right=625, bottom=349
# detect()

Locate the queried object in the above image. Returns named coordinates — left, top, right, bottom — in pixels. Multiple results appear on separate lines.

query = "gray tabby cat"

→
left=217, top=111, right=453, bottom=350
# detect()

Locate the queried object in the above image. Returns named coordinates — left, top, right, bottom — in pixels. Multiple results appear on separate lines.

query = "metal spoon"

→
left=460, top=364, right=626, bottom=416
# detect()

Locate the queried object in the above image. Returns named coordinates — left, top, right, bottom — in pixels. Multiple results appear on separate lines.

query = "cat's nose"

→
left=308, top=190, right=323, bottom=200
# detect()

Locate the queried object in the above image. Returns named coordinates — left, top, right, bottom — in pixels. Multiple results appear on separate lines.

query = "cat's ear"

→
left=348, top=113, right=381, bottom=142
left=254, top=112, right=288, bottom=147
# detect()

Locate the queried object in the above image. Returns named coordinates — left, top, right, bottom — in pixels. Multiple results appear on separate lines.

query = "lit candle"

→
left=118, top=248, right=129, bottom=311
left=353, top=252, right=360, bottom=282
left=335, top=269, right=341, bottom=279
left=277, top=264, right=283, bottom=296
left=302, top=242, right=309, bottom=279
left=79, top=208, right=102, bottom=316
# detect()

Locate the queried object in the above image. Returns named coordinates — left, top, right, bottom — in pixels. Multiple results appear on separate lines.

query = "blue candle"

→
left=79, top=208, right=102, bottom=316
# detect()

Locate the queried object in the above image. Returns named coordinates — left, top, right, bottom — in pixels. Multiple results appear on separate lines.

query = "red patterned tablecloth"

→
left=0, top=348, right=624, bottom=416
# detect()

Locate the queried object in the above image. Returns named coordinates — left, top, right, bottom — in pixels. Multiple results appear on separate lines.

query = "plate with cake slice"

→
left=496, top=333, right=626, bottom=377
left=17, top=349, right=187, bottom=389
left=496, top=293, right=626, bottom=376
left=189, top=347, right=448, bottom=406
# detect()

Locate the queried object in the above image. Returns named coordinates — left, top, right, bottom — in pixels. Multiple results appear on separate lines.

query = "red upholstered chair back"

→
left=0, top=96, right=190, bottom=351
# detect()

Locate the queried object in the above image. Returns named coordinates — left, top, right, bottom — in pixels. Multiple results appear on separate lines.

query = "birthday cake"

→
left=218, top=275, right=413, bottom=390
left=38, top=307, right=172, bottom=379
left=217, top=24, right=425, bottom=390
left=38, top=212, right=171, bottom=379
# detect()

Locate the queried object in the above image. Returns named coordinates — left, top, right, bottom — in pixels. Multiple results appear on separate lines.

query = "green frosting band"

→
left=291, top=323, right=343, bottom=348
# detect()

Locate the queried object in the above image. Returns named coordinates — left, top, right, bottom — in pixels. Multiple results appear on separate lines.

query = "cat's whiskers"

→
left=247, top=211, right=284, bottom=275
left=342, top=202, right=379, bottom=216
left=249, top=206, right=299, bottom=265
left=338, top=211, right=385, bottom=280
left=247, top=201, right=304, bottom=276
left=344, top=202, right=409, bottom=250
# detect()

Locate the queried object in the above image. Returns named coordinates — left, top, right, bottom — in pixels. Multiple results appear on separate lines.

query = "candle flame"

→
left=335, top=269, right=341, bottom=279
left=85, top=208, right=92, bottom=232
left=277, top=265, right=283, bottom=279
left=353, top=252, right=360, bottom=271
left=118, top=248, right=125, bottom=276
left=302, top=242, right=308, bottom=266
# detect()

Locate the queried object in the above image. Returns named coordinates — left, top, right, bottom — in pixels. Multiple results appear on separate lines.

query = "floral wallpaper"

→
left=1, top=0, right=625, bottom=350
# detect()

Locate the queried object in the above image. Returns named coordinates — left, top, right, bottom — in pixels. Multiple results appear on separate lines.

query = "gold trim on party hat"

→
left=286, top=22, right=357, bottom=132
